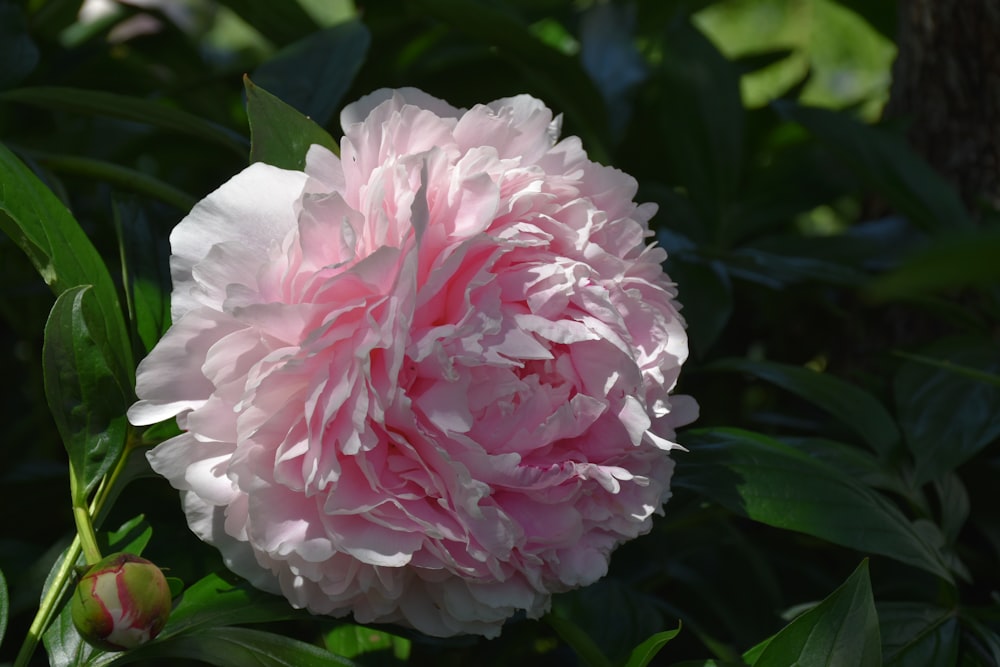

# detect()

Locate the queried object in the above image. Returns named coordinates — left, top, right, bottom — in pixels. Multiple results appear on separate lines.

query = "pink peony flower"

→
left=128, top=88, right=697, bottom=638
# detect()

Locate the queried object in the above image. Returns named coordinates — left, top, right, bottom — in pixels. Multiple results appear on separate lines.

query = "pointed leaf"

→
left=623, top=624, right=682, bottom=667
left=214, top=0, right=319, bottom=46
left=43, top=286, right=129, bottom=499
left=252, top=19, right=370, bottom=128
left=655, top=18, right=743, bottom=234
left=777, top=102, right=971, bottom=232
left=0, top=87, right=248, bottom=157
left=245, top=76, right=340, bottom=171
left=893, top=336, right=1000, bottom=485
left=160, top=571, right=316, bottom=640
left=323, top=625, right=411, bottom=661
left=878, top=603, right=959, bottom=667
left=676, top=428, right=954, bottom=582
left=751, top=561, right=880, bottom=666
left=109, top=627, right=359, bottom=667
left=0, top=141, right=134, bottom=387
left=709, top=358, right=900, bottom=456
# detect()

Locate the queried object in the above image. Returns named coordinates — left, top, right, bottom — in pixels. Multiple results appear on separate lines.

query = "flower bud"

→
left=70, top=553, right=172, bottom=651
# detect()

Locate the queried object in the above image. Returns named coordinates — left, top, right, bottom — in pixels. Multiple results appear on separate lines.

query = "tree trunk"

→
left=885, top=0, right=1000, bottom=213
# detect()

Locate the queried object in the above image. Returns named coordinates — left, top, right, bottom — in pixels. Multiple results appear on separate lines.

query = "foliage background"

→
left=1, top=0, right=998, bottom=665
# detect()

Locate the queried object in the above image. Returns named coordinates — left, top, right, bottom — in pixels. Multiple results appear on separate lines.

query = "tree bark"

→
left=885, top=0, right=1000, bottom=212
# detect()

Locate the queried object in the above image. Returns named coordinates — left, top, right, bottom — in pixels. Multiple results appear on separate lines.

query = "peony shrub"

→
left=128, top=88, right=696, bottom=637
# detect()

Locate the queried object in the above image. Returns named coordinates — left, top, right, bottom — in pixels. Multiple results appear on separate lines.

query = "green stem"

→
left=12, top=537, right=82, bottom=667
left=14, top=431, right=141, bottom=667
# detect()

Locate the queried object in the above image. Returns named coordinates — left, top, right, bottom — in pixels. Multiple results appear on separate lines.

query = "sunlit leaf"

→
left=245, top=76, right=340, bottom=172
left=0, top=141, right=134, bottom=388
left=43, top=286, right=129, bottom=499
left=159, top=571, right=316, bottom=640
left=323, top=624, right=411, bottom=661
left=750, top=560, right=880, bottom=666
left=622, top=624, right=682, bottom=667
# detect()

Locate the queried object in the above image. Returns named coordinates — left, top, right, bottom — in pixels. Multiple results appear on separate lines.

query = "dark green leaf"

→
left=0, top=1, right=39, bottom=90
left=828, top=0, right=897, bottom=39
left=31, top=154, right=198, bottom=212
left=676, top=428, right=954, bottom=582
left=413, top=0, right=611, bottom=163
left=245, top=75, right=340, bottom=172
left=655, top=18, right=743, bottom=233
left=159, top=571, right=316, bottom=639
left=545, top=613, right=614, bottom=667
left=214, top=0, right=319, bottom=47
left=708, top=358, right=900, bottom=456
left=662, top=256, right=732, bottom=358
left=777, top=103, right=972, bottom=233
left=878, top=603, right=958, bottom=667
left=751, top=561, right=880, bottom=667
left=109, top=626, right=359, bottom=667
left=43, top=286, right=129, bottom=499
left=323, top=625, right=411, bottom=661
left=866, top=229, right=1000, bottom=300
left=0, top=141, right=134, bottom=387
left=733, top=49, right=796, bottom=76
left=114, top=199, right=171, bottom=356
left=252, top=19, right=370, bottom=128
left=932, top=473, right=970, bottom=545
left=622, top=624, right=682, bottom=667
left=893, top=336, right=1000, bottom=485
left=0, top=87, right=248, bottom=158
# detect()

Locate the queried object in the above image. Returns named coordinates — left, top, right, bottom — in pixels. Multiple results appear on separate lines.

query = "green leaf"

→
left=252, top=19, right=370, bottom=128
left=0, top=141, right=134, bottom=386
left=675, top=428, right=954, bottom=582
left=893, top=336, right=1000, bottom=485
left=777, top=103, right=972, bottom=233
left=114, top=199, right=171, bottom=355
left=662, top=256, right=732, bottom=358
left=214, top=0, right=319, bottom=47
left=878, top=603, right=958, bottom=667
left=0, top=87, right=248, bottom=158
left=245, top=75, right=340, bottom=172
left=0, top=568, right=8, bottom=649
left=323, top=625, right=411, bottom=661
left=750, top=560, right=880, bottom=667
left=413, top=0, right=611, bottom=163
left=622, top=624, right=682, bottom=667
left=0, top=1, right=39, bottom=89
left=109, top=626, right=359, bottom=667
left=43, top=286, right=129, bottom=499
left=159, top=571, right=316, bottom=639
left=708, top=358, right=900, bottom=456
left=867, top=228, right=1000, bottom=300
left=545, top=613, right=614, bottom=667
left=655, top=18, right=744, bottom=234
left=99, top=514, right=153, bottom=557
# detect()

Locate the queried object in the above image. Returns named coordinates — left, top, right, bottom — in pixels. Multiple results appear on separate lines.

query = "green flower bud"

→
left=70, top=553, right=172, bottom=651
